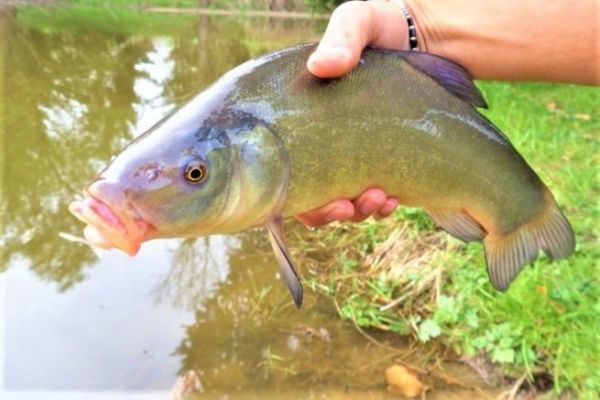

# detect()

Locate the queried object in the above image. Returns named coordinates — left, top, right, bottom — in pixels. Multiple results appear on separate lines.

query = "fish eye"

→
left=184, top=161, right=208, bottom=184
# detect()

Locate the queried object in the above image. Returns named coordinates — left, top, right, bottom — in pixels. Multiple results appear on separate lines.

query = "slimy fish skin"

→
left=70, top=44, right=575, bottom=308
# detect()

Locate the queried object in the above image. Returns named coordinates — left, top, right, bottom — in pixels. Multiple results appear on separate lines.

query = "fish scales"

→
left=227, top=45, right=544, bottom=233
left=69, top=44, right=575, bottom=307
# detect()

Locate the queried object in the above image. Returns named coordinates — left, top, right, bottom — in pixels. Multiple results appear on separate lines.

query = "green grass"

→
left=60, top=0, right=236, bottom=8
left=57, top=0, right=311, bottom=12
left=17, top=5, right=199, bottom=35
left=56, top=0, right=338, bottom=13
left=300, top=81, right=600, bottom=397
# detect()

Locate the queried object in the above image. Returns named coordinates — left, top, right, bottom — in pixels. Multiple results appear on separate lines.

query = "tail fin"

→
left=484, top=191, right=575, bottom=291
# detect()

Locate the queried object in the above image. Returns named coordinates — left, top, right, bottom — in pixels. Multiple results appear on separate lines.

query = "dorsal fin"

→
left=400, top=51, right=488, bottom=109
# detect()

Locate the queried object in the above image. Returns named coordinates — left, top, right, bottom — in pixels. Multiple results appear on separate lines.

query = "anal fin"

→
left=267, top=217, right=303, bottom=308
left=426, top=208, right=485, bottom=242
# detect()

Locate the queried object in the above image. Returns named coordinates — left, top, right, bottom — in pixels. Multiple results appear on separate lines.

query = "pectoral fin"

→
left=267, top=217, right=303, bottom=308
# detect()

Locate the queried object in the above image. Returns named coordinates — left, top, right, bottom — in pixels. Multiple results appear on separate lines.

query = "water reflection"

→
left=154, top=236, right=239, bottom=311
left=132, top=37, right=176, bottom=135
left=173, top=238, right=397, bottom=394
left=0, top=6, right=329, bottom=397
left=2, top=6, right=153, bottom=288
left=2, top=241, right=193, bottom=392
left=0, top=7, right=318, bottom=287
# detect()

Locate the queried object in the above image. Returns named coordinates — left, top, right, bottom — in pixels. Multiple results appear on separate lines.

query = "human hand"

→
left=308, top=0, right=599, bottom=85
left=298, top=1, right=412, bottom=226
left=307, top=0, right=418, bottom=78
left=296, top=189, right=399, bottom=227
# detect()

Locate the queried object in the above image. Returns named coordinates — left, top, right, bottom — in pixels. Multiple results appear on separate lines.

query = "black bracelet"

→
left=390, top=0, right=419, bottom=51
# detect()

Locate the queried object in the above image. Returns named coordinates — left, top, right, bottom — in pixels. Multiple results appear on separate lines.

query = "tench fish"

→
left=69, top=44, right=575, bottom=308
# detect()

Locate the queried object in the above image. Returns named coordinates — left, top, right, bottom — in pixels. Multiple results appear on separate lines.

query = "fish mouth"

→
left=68, top=187, right=155, bottom=256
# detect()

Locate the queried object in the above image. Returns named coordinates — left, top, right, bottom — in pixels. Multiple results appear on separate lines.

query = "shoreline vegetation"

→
left=8, top=3, right=599, bottom=398
left=8, top=0, right=338, bottom=14
left=143, top=6, right=327, bottom=19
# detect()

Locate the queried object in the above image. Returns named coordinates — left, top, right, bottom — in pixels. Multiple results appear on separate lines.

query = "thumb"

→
left=307, top=1, right=375, bottom=78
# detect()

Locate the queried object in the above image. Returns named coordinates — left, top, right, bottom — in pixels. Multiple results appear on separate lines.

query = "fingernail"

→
left=310, top=45, right=351, bottom=64
left=381, top=198, right=399, bottom=215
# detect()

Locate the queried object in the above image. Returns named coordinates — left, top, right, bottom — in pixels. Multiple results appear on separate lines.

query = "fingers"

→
left=296, top=199, right=355, bottom=228
left=295, top=189, right=400, bottom=228
left=350, top=188, right=387, bottom=222
left=307, top=1, right=376, bottom=78
left=307, top=0, right=410, bottom=78
left=374, top=197, right=399, bottom=220
left=301, top=1, right=407, bottom=227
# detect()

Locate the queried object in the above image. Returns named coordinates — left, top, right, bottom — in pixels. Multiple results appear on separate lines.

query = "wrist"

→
left=403, top=0, right=522, bottom=79
left=402, top=0, right=599, bottom=85
left=403, top=0, right=446, bottom=58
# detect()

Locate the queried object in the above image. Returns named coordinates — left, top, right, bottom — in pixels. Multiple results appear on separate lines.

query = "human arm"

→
left=308, top=0, right=599, bottom=83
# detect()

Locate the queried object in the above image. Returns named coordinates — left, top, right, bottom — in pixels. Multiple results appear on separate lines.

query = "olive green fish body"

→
left=71, top=44, right=575, bottom=307
left=228, top=46, right=548, bottom=236
left=215, top=44, right=573, bottom=296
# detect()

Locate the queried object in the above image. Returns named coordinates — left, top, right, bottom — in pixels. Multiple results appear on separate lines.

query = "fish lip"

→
left=70, top=187, right=155, bottom=256
left=127, top=200, right=160, bottom=240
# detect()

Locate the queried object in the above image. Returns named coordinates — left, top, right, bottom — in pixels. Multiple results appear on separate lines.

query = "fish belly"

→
left=279, top=110, right=546, bottom=236
left=244, top=47, right=547, bottom=236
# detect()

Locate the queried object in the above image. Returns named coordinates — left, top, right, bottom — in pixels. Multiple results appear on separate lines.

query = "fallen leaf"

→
left=385, top=364, right=424, bottom=398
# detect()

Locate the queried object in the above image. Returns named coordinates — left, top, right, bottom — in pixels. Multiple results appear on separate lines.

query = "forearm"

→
left=408, top=0, right=599, bottom=85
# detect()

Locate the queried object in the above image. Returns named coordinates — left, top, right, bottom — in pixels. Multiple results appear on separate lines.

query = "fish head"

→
left=69, top=107, right=289, bottom=256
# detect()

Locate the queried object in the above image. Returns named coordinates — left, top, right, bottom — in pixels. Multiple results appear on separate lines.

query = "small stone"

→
left=287, top=334, right=300, bottom=352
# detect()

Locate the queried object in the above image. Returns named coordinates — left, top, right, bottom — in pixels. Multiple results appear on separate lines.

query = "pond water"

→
left=0, top=6, right=501, bottom=399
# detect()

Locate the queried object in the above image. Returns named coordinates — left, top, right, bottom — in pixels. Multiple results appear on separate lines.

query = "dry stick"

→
left=58, top=232, right=90, bottom=245
left=357, top=352, right=405, bottom=373
left=430, top=356, right=495, bottom=400
left=495, top=373, right=528, bottom=400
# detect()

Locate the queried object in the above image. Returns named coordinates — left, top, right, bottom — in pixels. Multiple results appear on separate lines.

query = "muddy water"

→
left=0, top=6, right=501, bottom=399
